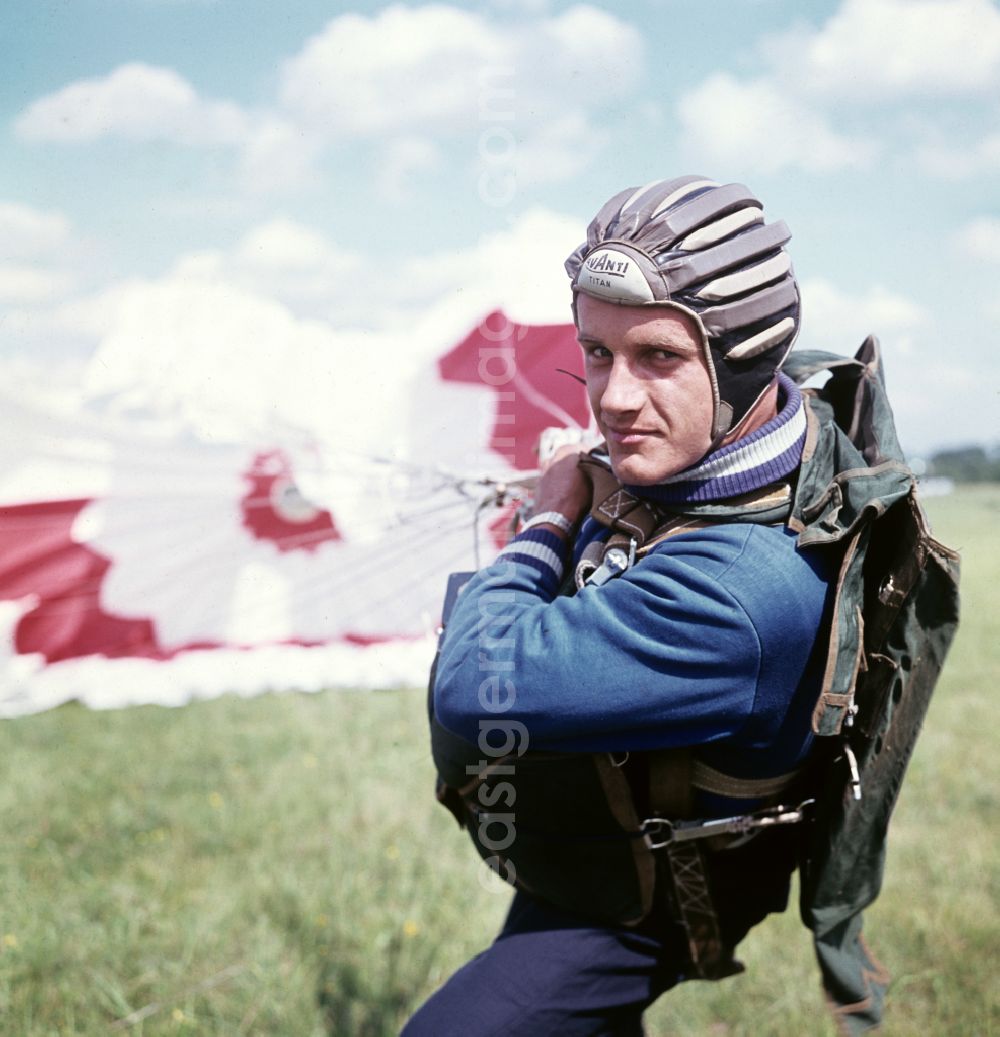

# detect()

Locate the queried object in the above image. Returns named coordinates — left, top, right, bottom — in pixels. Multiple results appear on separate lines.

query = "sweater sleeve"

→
left=433, top=524, right=815, bottom=753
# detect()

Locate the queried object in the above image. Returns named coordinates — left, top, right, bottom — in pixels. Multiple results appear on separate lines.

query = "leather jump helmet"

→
left=565, top=175, right=801, bottom=442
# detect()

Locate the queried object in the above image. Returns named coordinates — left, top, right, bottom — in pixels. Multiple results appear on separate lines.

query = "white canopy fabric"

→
left=0, top=311, right=587, bottom=716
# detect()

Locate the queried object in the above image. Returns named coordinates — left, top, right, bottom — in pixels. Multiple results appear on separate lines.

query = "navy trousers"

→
left=402, top=826, right=799, bottom=1035
left=401, top=891, right=692, bottom=1037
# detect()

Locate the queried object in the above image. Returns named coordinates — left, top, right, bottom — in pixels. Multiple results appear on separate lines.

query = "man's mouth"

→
left=605, top=425, right=655, bottom=446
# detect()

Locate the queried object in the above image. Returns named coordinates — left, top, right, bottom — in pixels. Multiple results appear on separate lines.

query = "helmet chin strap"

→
left=715, top=380, right=780, bottom=448
left=710, top=401, right=734, bottom=448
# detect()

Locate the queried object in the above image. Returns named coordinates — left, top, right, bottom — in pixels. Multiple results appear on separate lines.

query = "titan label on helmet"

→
left=579, top=248, right=655, bottom=304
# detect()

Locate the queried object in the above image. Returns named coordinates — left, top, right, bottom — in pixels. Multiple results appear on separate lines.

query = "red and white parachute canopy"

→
left=0, top=311, right=589, bottom=716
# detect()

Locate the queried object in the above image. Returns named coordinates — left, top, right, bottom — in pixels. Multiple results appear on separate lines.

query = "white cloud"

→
left=280, top=6, right=505, bottom=135
left=677, top=0, right=1000, bottom=181
left=234, top=219, right=354, bottom=273
left=770, top=0, right=1000, bottom=99
left=378, top=206, right=581, bottom=350
left=953, top=217, right=1000, bottom=262
left=0, top=204, right=76, bottom=306
left=530, top=5, right=643, bottom=92
left=238, top=117, right=324, bottom=194
left=14, top=6, right=642, bottom=193
left=80, top=276, right=370, bottom=445
left=677, top=73, right=877, bottom=174
left=514, top=111, right=609, bottom=187
left=15, top=63, right=250, bottom=145
left=0, top=264, right=74, bottom=304
left=68, top=206, right=578, bottom=363
left=240, top=206, right=580, bottom=329
left=800, top=278, right=927, bottom=354
left=0, top=202, right=71, bottom=259
left=488, top=0, right=552, bottom=12
left=15, top=64, right=318, bottom=193
left=164, top=219, right=365, bottom=326
left=278, top=3, right=642, bottom=188
left=0, top=278, right=149, bottom=363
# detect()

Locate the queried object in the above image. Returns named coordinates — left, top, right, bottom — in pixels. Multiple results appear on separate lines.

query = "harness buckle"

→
left=641, top=817, right=675, bottom=849
left=585, top=537, right=638, bottom=587
left=641, top=800, right=815, bottom=852
left=843, top=744, right=863, bottom=801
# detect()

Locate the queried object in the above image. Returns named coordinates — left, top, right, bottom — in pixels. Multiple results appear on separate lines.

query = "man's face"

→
left=576, top=293, right=714, bottom=486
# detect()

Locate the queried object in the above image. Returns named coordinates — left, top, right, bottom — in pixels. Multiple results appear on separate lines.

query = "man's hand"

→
left=528, top=445, right=592, bottom=531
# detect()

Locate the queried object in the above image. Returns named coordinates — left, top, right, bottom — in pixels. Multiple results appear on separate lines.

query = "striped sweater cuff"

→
left=496, top=528, right=566, bottom=594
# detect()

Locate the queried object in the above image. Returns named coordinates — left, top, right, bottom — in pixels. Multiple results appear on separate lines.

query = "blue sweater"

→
left=434, top=520, right=835, bottom=784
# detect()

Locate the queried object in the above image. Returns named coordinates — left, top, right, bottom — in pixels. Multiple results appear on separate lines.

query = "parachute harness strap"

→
left=574, top=453, right=702, bottom=589
left=644, top=748, right=739, bottom=980
left=573, top=451, right=794, bottom=590
left=572, top=451, right=803, bottom=978
left=569, top=460, right=733, bottom=974
left=640, top=751, right=809, bottom=981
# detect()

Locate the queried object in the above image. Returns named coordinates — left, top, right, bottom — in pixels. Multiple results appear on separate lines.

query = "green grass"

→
left=0, top=486, right=997, bottom=1035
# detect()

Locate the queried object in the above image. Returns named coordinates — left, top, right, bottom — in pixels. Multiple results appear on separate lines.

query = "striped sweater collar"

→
left=625, top=373, right=806, bottom=505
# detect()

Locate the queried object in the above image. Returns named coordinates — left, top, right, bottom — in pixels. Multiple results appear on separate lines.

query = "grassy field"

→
left=0, top=487, right=997, bottom=1036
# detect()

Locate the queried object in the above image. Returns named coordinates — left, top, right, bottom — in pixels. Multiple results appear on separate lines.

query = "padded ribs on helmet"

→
left=698, top=280, right=799, bottom=336
left=695, top=253, right=792, bottom=303
left=724, top=317, right=797, bottom=362
left=678, top=207, right=763, bottom=252
left=656, top=221, right=792, bottom=292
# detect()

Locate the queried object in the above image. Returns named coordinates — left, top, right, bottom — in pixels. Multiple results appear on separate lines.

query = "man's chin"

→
left=608, top=455, right=662, bottom=487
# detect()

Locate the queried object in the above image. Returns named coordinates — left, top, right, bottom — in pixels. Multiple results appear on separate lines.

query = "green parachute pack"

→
left=785, top=339, right=961, bottom=1033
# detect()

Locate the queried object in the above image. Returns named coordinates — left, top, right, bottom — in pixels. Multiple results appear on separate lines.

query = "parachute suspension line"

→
left=470, top=476, right=533, bottom=570
left=383, top=494, right=480, bottom=530
left=27, top=517, right=478, bottom=636
left=328, top=537, right=478, bottom=632
left=473, top=495, right=493, bottom=571
left=261, top=517, right=478, bottom=605
left=41, top=499, right=477, bottom=617
left=8, top=449, right=548, bottom=647
left=14, top=467, right=531, bottom=628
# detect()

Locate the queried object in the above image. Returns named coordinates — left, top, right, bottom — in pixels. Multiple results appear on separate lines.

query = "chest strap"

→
left=574, top=452, right=792, bottom=589
left=574, top=455, right=707, bottom=588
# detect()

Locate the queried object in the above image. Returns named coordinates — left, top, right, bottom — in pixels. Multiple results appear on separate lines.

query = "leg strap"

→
left=648, top=748, right=742, bottom=980
left=661, top=840, right=743, bottom=980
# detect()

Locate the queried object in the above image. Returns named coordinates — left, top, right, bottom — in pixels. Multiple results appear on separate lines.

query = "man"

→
left=405, top=176, right=837, bottom=1035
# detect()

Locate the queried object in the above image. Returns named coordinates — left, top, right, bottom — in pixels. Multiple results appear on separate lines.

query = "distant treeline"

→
left=926, top=446, right=1000, bottom=483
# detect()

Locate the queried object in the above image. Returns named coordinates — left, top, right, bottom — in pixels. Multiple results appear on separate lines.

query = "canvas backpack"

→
left=784, top=338, right=961, bottom=1033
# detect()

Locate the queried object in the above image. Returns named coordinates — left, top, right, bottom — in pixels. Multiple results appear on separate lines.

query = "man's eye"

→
left=586, top=345, right=611, bottom=360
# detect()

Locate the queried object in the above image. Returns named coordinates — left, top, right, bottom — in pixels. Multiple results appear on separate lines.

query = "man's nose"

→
left=600, top=359, right=644, bottom=416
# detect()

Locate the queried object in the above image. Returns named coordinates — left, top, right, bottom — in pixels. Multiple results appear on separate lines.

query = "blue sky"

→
left=2, top=0, right=999, bottom=456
